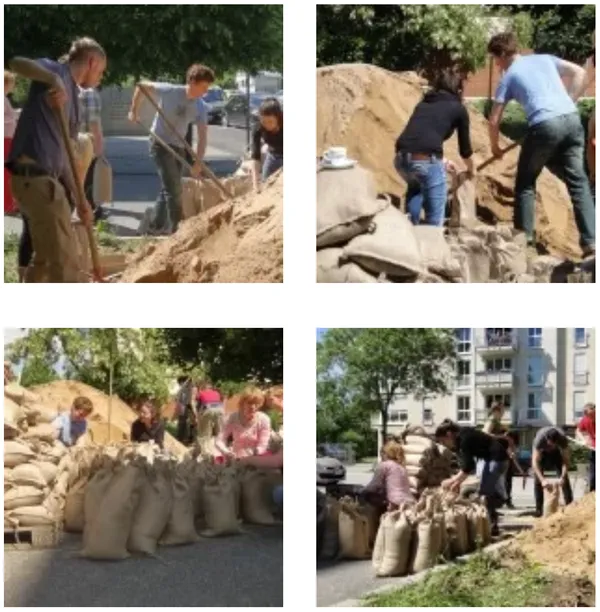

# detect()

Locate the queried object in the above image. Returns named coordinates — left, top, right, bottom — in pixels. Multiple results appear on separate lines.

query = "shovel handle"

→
left=476, top=141, right=520, bottom=172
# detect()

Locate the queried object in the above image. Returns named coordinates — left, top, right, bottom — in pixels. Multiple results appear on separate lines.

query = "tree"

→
left=317, top=329, right=457, bottom=441
left=19, top=358, right=58, bottom=388
left=4, top=5, right=283, bottom=85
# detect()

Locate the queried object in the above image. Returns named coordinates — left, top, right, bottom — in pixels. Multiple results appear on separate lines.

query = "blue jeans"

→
left=516, top=113, right=595, bottom=248
left=149, top=141, right=185, bottom=234
left=262, top=152, right=283, bottom=181
left=273, top=485, right=283, bottom=511
left=394, top=153, right=447, bottom=226
left=478, top=459, right=508, bottom=529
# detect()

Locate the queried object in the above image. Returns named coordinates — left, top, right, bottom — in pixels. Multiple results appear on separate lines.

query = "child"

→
left=52, top=396, right=94, bottom=447
left=251, top=98, right=283, bottom=191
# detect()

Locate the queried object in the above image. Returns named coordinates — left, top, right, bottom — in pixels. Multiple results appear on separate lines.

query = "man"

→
left=6, top=37, right=107, bottom=282
left=487, top=32, right=595, bottom=257
left=436, top=419, right=509, bottom=536
left=52, top=396, right=94, bottom=447
left=577, top=402, right=596, bottom=492
left=79, top=85, right=105, bottom=221
left=531, top=425, right=573, bottom=517
left=128, top=64, right=213, bottom=235
left=583, top=33, right=595, bottom=197
left=175, top=375, right=195, bottom=443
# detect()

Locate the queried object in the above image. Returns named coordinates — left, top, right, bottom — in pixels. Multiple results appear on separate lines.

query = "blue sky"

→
left=317, top=328, right=328, bottom=342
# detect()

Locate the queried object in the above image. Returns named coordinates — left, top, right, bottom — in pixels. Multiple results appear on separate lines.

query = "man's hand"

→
left=441, top=477, right=458, bottom=491
left=491, top=144, right=504, bottom=159
left=127, top=110, right=138, bottom=124
left=77, top=202, right=93, bottom=229
left=46, top=77, right=67, bottom=109
left=191, top=161, right=203, bottom=179
left=541, top=479, right=553, bottom=491
left=443, top=159, right=459, bottom=175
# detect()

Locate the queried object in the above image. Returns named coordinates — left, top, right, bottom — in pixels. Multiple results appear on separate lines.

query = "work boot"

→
left=491, top=524, right=500, bottom=538
left=581, top=244, right=596, bottom=260
left=505, top=499, right=515, bottom=510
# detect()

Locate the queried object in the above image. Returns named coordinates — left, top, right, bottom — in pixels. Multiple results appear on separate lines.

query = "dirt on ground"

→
left=316, top=64, right=582, bottom=260
left=119, top=171, right=283, bottom=283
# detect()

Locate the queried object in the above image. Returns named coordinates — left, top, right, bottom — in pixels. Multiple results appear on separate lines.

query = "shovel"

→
left=135, top=119, right=194, bottom=173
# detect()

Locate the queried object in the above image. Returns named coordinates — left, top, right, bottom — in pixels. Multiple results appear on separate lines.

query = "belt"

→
left=401, top=152, right=441, bottom=162
left=9, top=163, right=54, bottom=178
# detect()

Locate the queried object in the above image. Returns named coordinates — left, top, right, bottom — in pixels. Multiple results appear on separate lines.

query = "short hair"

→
left=139, top=400, right=159, bottom=422
left=61, top=37, right=106, bottom=64
left=381, top=440, right=406, bottom=465
left=489, top=402, right=504, bottom=415
left=431, top=69, right=464, bottom=97
left=238, top=386, right=265, bottom=409
left=259, top=97, right=283, bottom=123
left=488, top=32, right=518, bottom=58
left=72, top=396, right=94, bottom=415
left=584, top=402, right=596, bottom=414
left=186, top=64, right=215, bottom=85
left=177, top=375, right=189, bottom=385
left=4, top=70, right=15, bottom=86
left=434, top=419, right=460, bottom=438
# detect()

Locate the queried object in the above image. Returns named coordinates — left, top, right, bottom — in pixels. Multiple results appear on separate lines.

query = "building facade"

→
left=372, top=328, right=595, bottom=451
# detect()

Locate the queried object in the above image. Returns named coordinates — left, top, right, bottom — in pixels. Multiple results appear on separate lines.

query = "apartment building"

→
left=372, top=328, right=595, bottom=451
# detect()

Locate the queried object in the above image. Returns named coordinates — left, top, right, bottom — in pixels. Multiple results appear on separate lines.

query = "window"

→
left=485, top=328, right=513, bottom=347
left=575, top=328, right=587, bottom=347
left=485, top=394, right=512, bottom=410
left=574, top=353, right=588, bottom=385
left=457, top=396, right=471, bottom=422
left=389, top=410, right=400, bottom=423
left=456, top=328, right=471, bottom=353
left=527, top=392, right=542, bottom=420
left=527, top=355, right=544, bottom=386
left=485, top=358, right=512, bottom=372
left=399, top=411, right=409, bottom=423
left=423, top=407, right=433, bottom=426
left=456, top=359, right=471, bottom=386
left=528, top=328, right=542, bottom=348
left=574, top=391, right=586, bottom=420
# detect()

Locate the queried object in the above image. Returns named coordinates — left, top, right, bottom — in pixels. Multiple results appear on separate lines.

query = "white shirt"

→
left=4, top=96, right=18, bottom=138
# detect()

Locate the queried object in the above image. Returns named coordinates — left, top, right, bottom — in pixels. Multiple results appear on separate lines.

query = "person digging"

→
left=487, top=32, right=595, bottom=259
left=436, top=419, right=509, bottom=537
left=532, top=426, right=574, bottom=517
left=5, top=37, right=107, bottom=283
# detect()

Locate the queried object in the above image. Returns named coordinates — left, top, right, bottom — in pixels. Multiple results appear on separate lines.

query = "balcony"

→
left=573, top=371, right=590, bottom=386
left=475, top=409, right=514, bottom=425
left=475, top=370, right=516, bottom=389
left=476, top=333, right=518, bottom=353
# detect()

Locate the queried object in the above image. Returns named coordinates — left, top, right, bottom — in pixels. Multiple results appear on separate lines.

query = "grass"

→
left=362, top=552, right=553, bottom=607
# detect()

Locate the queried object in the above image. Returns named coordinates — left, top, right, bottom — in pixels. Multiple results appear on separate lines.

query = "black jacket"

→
left=456, top=426, right=509, bottom=473
left=130, top=418, right=165, bottom=449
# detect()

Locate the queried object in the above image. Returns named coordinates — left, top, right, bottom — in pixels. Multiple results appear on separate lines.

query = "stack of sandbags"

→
left=4, top=382, right=58, bottom=436
left=400, top=433, right=454, bottom=495
left=337, top=496, right=372, bottom=560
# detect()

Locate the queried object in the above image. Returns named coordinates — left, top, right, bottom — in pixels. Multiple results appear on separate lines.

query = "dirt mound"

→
left=120, top=172, right=283, bottom=283
left=316, top=64, right=581, bottom=259
left=512, top=492, right=595, bottom=583
left=30, top=380, right=186, bottom=457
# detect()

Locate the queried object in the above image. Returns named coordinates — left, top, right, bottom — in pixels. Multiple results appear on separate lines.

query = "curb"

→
left=328, top=538, right=515, bottom=607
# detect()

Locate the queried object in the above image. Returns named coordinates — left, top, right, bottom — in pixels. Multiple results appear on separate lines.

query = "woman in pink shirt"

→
left=216, top=386, right=272, bottom=459
left=4, top=71, right=18, bottom=214
left=362, top=441, right=414, bottom=511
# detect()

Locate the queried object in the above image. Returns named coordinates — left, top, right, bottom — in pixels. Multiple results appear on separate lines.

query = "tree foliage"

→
left=19, top=358, right=58, bottom=388
left=317, top=329, right=457, bottom=441
left=4, top=5, right=283, bottom=85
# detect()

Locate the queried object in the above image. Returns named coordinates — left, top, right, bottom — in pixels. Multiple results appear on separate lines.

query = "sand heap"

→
left=512, top=492, right=595, bottom=583
left=120, top=171, right=283, bottom=283
left=317, top=64, right=582, bottom=260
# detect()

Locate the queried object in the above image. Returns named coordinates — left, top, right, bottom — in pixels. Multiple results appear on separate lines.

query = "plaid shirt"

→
left=79, top=87, right=102, bottom=132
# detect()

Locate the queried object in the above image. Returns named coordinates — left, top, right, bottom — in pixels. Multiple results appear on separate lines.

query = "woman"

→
left=216, top=386, right=271, bottom=459
left=251, top=98, right=283, bottom=192
left=481, top=403, right=512, bottom=504
left=4, top=71, right=18, bottom=216
left=584, top=32, right=595, bottom=197
left=361, top=440, right=414, bottom=512
left=395, top=69, right=474, bottom=226
left=130, top=401, right=165, bottom=448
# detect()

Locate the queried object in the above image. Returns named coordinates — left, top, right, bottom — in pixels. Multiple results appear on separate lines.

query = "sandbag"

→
left=451, top=232, right=491, bottom=283
left=31, top=403, right=59, bottom=424
left=4, top=422, right=20, bottom=440
left=201, top=478, right=242, bottom=537
left=20, top=423, right=57, bottom=443
left=241, top=470, right=276, bottom=525
left=10, top=463, right=47, bottom=488
left=413, top=226, right=462, bottom=280
left=129, top=463, right=174, bottom=554
left=5, top=485, right=45, bottom=510
left=489, top=232, right=527, bottom=281
left=4, top=440, right=36, bottom=467
left=338, top=505, right=371, bottom=559
left=4, top=382, right=40, bottom=405
left=81, top=463, right=143, bottom=560
left=316, top=248, right=379, bottom=283
left=187, top=463, right=206, bottom=520
left=407, top=476, right=420, bottom=491
left=5, top=467, right=13, bottom=487
left=543, top=482, right=560, bottom=517
left=64, top=477, right=88, bottom=532
left=466, top=506, right=486, bottom=549
left=31, top=460, right=59, bottom=485
left=317, top=165, right=387, bottom=248
left=4, top=396, right=26, bottom=427
left=343, top=206, right=423, bottom=278
left=405, top=464, right=426, bottom=479
left=92, top=155, right=113, bottom=204
left=82, top=467, right=115, bottom=538
left=477, top=504, right=491, bottom=545
left=320, top=497, right=341, bottom=560
left=403, top=435, right=434, bottom=451
left=375, top=510, right=413, bottom=577
left=9, top=504, right=56, bottom=527
left=160, top=467, right=199, bottom=546
left=411, top=517, right=443, bottom=573
left=449, top=176, right=477, bottom=227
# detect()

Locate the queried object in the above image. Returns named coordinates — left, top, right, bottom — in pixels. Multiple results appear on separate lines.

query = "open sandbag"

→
left=375, top=509, right=413, bottom=577
left=449, top=230, right=491, bottom=283
left=320, top=497, right=341, bottom=560
left=343, top=206, right=422, bottom=278
left=338, top=501, right=371, bottom=559
left=241, top=469, right=276, bottom=525
left=544, top=482, right=560, bottom=517
left=4, top=440, right=36, bottom=468
left=489, top=231, right=527, bottom=281
left=82, top=466, right=115, bottom=539
left=201, top=478, right=243, bottom=537
left=20, top=423, right=57, bottom=444
left=10, top=463, right=47, bottom=489
left=316, top=248, right=379, bottom=283
left=31, top=460, right=59, bottom=485
left=404, top=435, right=434, bottom=450
left=27, top=403, right=59, bottom=424
left=9, top=505, right=57, bottom=527
left=129, top=463, right=173, bottom=554
left=413, top=226, right=462, bottom=280
left=81, top=463, right=143, bottom=560
left=64, top=477, right=88, bottom=532
left=449, top=176, right=477, bottom=227
left=466, top=506, right=486, bottom=549
left=5, top=485, right=45, bottom=510
left=317, top=165, right=387, bottom=248
left=444, top=506, right=469, bottom=558
left=4, top=382, right=40, bottom=405
left=160, top=466, right=199, bottom=546
left=5, top=396, right=26, bottom=427
left=411, top=516, right=443, bottom=573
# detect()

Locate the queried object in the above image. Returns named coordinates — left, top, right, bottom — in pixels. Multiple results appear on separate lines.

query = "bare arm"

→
left=91, top=121, right=103, bottom=156
left=238, top=450, right=283, bottom=469
left=8, top=57, right=58, bottom=87
left=559, top=446, right=570, bottom=477
left=555, top=58, right=588, bottom=101
left=488, top=102, right=506, bottom=154
left=129, top=81, right=156, bottom=120
left=532, top=449, right=545, bottom=483
left=196, top=122, right=207, bottom=162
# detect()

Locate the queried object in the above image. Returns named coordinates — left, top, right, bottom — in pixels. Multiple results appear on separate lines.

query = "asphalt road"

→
left=4, top=125, right=247, bottom=237
left=316, top=462, right=590, bottom=607
left=5, top=526, right=283, bottom=607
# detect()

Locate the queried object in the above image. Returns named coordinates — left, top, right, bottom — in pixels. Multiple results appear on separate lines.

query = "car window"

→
left=203, top=89, right=223, bottom=103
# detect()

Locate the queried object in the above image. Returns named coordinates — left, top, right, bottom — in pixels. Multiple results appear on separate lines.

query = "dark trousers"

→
left=176, top=404, right=195, bottom=443
left=505, top=461, right=515, bottom=504
left=590, top=450, right=596, bottom=492
left=18, top=216, right=33, bottom=269
left=534, top=449, right=574, bottom=514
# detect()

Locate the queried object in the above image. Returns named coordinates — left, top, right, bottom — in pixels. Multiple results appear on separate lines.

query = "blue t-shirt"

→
left=8, top=59, right=79, bottom=178
left=196, top=98, right=209, bottom=125
left=52, top=412, right=87, bottom=447
left=150, top=84, right=206, bottom=145
left=494, top=54, right=577, bottom=126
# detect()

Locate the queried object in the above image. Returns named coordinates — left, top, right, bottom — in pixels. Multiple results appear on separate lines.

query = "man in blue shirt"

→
left=487, top=32, right=595, bottom=258
left=52, top=395, right=94, bottom=447
left=128, top=64, right=213, bottom=235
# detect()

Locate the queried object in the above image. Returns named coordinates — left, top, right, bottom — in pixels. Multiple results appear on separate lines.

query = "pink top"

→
left=198, top=388, right=221, bottom=404
left=365, top=460, right=414, bottom=506
left=219, top=411, right=271, bottom=458
left=4, top=96, right=18, bottom=138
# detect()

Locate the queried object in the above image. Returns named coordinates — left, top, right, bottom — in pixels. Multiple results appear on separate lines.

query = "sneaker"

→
left=505, top=501, right=515, bottom=510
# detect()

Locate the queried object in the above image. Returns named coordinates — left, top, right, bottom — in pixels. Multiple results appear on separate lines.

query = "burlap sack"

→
left=81, top=463, right=143, bottom=560
left=129, top=463, right=174, bottom=554
left=10, top=463, right=47, bottom=488
left=21, top=423, right=57, bottom=444
left=413, top=226, right=462, bottom=280
left=5, top=396, right=26, bottom=427
left=4, top=440, right=36, bottom=468
left=92, top=155, right=113, bottom=204
left=466, top=506, right=486, bottom=549
left=404, top=435, right=434, bottom=450
left=187, top=463, right=206, bottom=520
left=316, top=248, right=379, bottom=283
left=405, top=464, right=426, bottom=479
left=82, top=467, right=116, bottom=544
left=338, top=505, right=371, bottom=559
left=31, top=460, right=59, bottom=485
left=4, top=383, right=40, bottom=406
left=64, top=477, right=88, bottom=532
left=489, top=232, right=527, bottom=281
left=452, top=233, right=491, bottom=283
left=411, top=517, right=442, bottom=573
left=317, top=166, right=387, bottom=248
left=372, top=512, right=386, bottom=571
left=28, top=402, right=58, bottom=424
left=5, top=485, right=45, bottom=510
left=375, top=510, right=413, bottom=577
left=241, top=470, right=276, bottom=525
left=160, top=467, right=199, bottom=546
left=543, top=482, right=560, bottom=517
left=320, top=497, right=341, bottom=560
left=448, top=176, right=477, bottom=227
left=477, top=504, right=491, bottom=545
left=9, top=505, right=56, bottom=527
left=201, top=478, right=243, bottom=537
left=5, top=467, right=13, bottom=488
left=343, top=206, right=423, bottom=278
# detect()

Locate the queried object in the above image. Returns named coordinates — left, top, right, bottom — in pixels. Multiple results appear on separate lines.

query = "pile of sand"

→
left=120, top=171, right=283, bottom=283
left=512, top=492, right=595, bottom=583
left=30, top=380, right=186, bottom=457
left=316, top=64, right=581, bottom=260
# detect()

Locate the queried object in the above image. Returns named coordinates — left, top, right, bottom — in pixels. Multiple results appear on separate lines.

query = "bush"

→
left=569, top=440, right=592, bottom=466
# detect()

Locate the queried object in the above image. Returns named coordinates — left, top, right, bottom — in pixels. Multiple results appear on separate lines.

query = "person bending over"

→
left=251, top=98, right=283, bottom=192
left=577, top=402, right=595, bottom=492
left=52, top=395, right=94, bottom=447
left=131, top=400, right=165, bottom=449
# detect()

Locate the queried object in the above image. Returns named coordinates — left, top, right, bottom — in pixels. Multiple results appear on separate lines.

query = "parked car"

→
left=202, top=86, right=226, bottom=125
left=222, top=92, right=275, bottom=130
left=317, top=452, right=346, bottom=485
left=275, top=89, right=283, bottom=105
